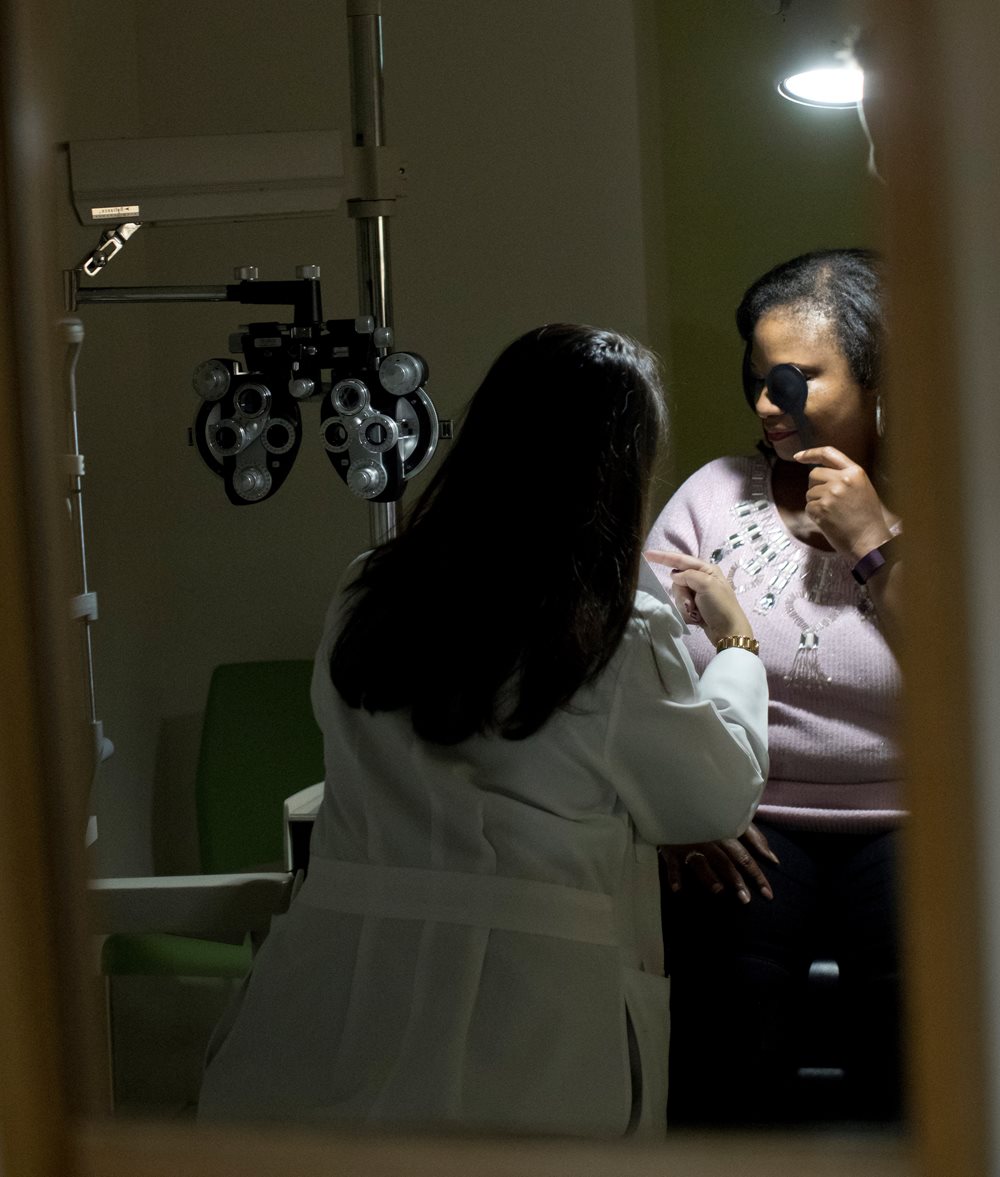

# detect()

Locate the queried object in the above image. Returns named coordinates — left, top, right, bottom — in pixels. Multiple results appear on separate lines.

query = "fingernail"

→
left=762, top=886, right=774, bottom=900
left=738, top=888, right=750, bottom=904
left=670, top=882, right=680, bottom=892
left=711, top=883, right=724, bottom=894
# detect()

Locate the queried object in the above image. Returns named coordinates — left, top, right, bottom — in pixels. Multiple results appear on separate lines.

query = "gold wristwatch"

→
left=715, top=634, right=760, bottom=656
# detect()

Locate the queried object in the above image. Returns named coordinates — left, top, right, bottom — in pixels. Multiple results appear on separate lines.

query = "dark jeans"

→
left=662, top=820, right=902, bottom=1128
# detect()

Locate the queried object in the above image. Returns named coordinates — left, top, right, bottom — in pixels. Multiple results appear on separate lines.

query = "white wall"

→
left=62, top=1, right=654, bottom=875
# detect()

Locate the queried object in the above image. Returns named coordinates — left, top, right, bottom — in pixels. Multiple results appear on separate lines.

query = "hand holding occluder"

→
left=793, top=446, right=893, bottom=561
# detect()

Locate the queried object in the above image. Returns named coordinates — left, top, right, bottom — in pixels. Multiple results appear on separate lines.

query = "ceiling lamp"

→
left=778, top=64, right=864, bottom=108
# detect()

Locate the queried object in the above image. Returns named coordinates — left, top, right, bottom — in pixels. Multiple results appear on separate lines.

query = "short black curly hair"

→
left=736, top=248, right=884, bottom=391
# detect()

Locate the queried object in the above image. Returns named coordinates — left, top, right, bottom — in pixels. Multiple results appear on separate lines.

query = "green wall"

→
left=640, top=0, right=882, bottom=504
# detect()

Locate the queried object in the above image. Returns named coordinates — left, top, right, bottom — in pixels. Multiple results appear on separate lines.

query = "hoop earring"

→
left=875, top=394, right=885, bottom=438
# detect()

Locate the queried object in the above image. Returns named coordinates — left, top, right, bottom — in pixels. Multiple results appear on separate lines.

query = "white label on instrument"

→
left=91, top=204, right=140, bottom=220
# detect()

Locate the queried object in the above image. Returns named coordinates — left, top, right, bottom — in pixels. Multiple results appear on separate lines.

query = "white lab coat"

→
left=197, top=577, right=768, bottom=1139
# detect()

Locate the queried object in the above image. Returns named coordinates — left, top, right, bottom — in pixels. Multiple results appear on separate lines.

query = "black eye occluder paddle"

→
left=766, top=363, right=815, bottom=451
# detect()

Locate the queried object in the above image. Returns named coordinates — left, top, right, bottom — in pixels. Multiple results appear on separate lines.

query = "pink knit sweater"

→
left=647, top=454, right=903, bottom=833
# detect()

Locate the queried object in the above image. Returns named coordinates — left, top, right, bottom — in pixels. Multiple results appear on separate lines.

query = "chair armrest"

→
left=283, top=780, right=324, bottom=871
left=88, top=872, right=294, bottom=944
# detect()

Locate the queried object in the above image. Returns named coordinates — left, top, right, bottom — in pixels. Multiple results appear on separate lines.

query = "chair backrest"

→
left=195, top=660, right=324, bottom=875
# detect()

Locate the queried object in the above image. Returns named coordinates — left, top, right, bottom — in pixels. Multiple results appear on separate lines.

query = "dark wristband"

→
left=851, top=536, right=900, bottom=585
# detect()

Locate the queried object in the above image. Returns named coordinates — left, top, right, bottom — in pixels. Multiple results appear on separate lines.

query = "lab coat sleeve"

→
left=605, top=595, right=768, bottom=846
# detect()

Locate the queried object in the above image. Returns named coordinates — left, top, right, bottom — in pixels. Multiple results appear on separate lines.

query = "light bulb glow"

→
left=778, top=66, right=864, bottom=109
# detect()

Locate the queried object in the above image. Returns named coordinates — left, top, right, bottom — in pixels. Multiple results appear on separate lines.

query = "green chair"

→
left=195, top=660, right=325, bottom=877
left=94, top=659, right=325, bottom=1109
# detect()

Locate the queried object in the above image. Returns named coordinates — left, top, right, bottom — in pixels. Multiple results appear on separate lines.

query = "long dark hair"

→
left=330, top=323, right=666, bottom=744
left=736, top=248, right=885, bottom=392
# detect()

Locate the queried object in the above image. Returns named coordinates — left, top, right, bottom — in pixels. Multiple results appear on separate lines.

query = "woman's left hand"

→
left=661, top=822, right=778, bottom=905
left=794, top=446, right=893, bottom=561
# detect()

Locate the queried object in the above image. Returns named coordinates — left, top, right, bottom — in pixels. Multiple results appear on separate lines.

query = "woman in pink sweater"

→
left=646, top=249, right=903, bottom=1127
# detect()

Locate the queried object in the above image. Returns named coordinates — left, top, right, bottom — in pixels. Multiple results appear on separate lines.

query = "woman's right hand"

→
left=645, top=550, right=755, bottom=647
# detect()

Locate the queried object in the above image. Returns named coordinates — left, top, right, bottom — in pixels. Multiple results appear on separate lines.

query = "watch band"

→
left=851, top=536, right=900, bottom=585
left=715, top=634, right=760, bottom=656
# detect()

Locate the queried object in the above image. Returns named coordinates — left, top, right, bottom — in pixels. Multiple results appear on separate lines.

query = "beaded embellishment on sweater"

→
left=783, top=566, right=844, bottom=688
left=709, top=457, right=874, bottom=689
left=708, top=461, right=799, bottom=615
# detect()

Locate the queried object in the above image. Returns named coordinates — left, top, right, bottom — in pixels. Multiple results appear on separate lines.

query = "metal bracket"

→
left=76, top=221, right=143, bottom=278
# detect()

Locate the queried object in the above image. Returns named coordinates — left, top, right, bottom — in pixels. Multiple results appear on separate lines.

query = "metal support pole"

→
left=347, top=0, right=397, bottom=546
left=355, top=214, right=393, bottom=346
left=347, top=2, right=393, bottom=333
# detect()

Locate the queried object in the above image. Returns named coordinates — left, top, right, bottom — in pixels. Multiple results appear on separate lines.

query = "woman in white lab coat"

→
left=197, top=324, right=768, bottom=1139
